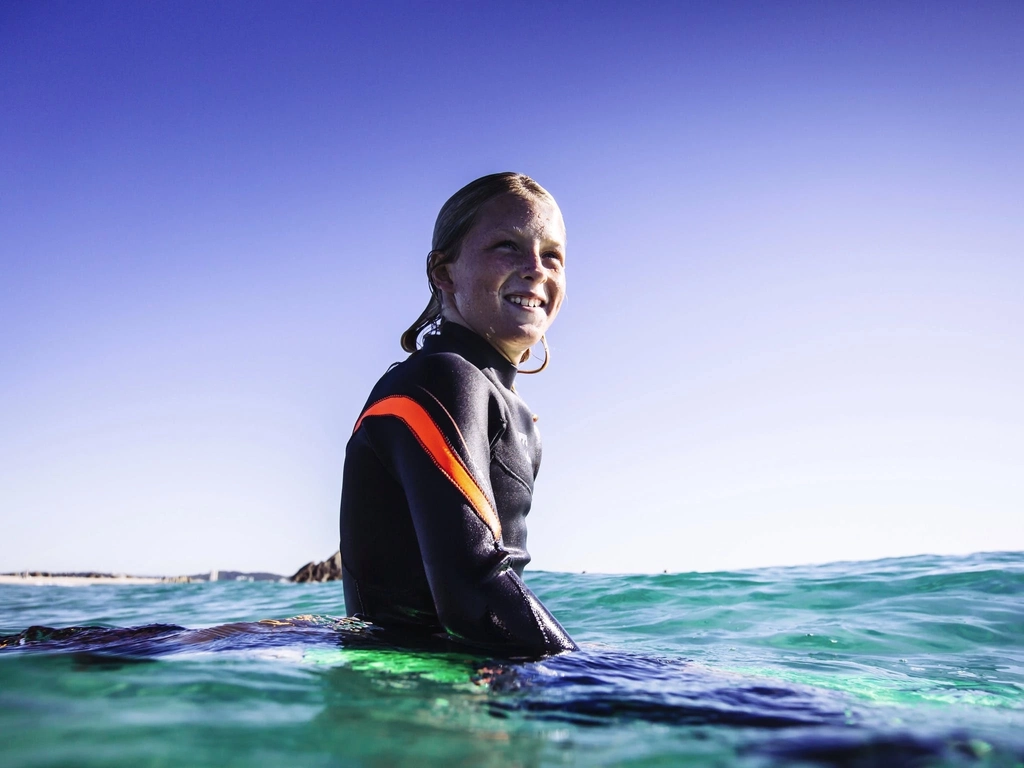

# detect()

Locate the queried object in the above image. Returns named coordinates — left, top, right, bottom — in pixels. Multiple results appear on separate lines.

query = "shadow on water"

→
left=3, top=617, right=1022, bottom=767
left=486, top=649, right=850, bottom=729
left=748, top=729, right=1013, bottom=768
left=0, top=615, right=377, bottom=657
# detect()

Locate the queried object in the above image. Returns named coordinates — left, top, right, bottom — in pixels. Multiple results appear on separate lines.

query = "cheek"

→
left=460, top=260, right=503, bottom=289
left=548, top=298, right=564, bottom=321
left=453, top=273, right=502, bottom=313
left=548, top=283, right=567, bottom=319
left=552, top=276, right=567, bottom=305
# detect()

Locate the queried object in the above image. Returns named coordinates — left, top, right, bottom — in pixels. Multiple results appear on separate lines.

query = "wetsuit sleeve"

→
left=355, top=355, right=577, bottom=657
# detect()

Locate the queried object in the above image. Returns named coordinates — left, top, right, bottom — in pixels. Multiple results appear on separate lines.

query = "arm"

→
left=356, top=356, right=576, bottom=656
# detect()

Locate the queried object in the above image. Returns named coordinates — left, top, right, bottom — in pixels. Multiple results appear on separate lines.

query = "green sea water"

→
left=1, top=551, right=1022, bottom=766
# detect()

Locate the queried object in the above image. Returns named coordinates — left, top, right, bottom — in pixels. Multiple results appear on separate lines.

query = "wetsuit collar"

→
left=426, top=322, right=518, bottom=390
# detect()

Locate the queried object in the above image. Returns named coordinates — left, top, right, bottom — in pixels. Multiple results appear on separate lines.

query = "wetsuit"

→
left=339, top=322, right=577, bottom=657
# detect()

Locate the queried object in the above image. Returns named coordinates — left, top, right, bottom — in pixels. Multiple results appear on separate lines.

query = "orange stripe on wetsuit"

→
left=353, top=395, right=502, bottom=542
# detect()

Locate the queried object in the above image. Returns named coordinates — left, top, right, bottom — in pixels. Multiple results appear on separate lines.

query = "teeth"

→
left=508, top=296, right=543, bottom=308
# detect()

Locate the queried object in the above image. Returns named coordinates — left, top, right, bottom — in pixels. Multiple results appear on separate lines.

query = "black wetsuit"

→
left=339, top=322, right=577, bottom=657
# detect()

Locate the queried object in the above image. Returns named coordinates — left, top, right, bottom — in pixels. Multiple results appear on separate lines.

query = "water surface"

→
left=2, top=552, right=1022, bottom=766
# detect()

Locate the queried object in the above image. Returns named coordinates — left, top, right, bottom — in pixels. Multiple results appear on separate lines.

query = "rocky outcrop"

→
left=290, top=551, right=342, bottom=583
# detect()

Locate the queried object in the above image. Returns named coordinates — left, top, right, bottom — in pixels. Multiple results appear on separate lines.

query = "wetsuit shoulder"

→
left=367, top=348, right=509, bottom=452
left=376, top=348, right=503, bottom=404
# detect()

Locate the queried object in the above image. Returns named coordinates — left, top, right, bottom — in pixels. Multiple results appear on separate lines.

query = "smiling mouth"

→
left=505, top=295, right=545, bottom=309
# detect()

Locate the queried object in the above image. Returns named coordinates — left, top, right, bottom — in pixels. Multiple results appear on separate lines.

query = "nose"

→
left=518, top=247, right=545, bottom=281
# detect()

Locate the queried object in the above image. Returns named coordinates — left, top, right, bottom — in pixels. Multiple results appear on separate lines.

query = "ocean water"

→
left=1, top=552, right=1022, bottom=767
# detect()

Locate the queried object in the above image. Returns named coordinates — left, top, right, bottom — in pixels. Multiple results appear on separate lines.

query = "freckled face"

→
left=433, top=193, right=567, bottom=364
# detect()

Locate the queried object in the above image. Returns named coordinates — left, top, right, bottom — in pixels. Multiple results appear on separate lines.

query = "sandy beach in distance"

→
left=0, top=567, right=298, bottom=586
left=0, top=575, right=183, bottom=587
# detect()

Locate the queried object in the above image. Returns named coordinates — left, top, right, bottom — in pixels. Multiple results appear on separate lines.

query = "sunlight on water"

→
left=304, top=647, right=488, bottom=687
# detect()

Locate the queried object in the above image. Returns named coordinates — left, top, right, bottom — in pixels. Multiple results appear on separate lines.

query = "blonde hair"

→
left=400, top=172, right=555, bottom=354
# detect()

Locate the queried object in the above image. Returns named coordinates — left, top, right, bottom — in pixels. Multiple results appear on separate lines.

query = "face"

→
left=432, top=193, right=567, bottom=364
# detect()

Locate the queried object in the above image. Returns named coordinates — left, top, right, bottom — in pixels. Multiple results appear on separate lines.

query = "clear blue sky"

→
left=2, top=1, right=1022, bottom=575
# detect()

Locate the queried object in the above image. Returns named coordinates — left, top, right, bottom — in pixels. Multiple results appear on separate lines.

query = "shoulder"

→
left=362, top=348, right=507, bottom=429
left=371, top=349, right=495, bottom=403
left=356, top=349, right=509, bottom=460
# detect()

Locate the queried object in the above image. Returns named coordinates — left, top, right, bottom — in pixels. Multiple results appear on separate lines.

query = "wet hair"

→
left=400, top=172, right=555, bottom=354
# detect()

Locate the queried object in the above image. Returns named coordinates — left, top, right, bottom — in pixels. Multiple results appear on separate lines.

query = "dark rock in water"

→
left=290, top=551, right=342, bottom=583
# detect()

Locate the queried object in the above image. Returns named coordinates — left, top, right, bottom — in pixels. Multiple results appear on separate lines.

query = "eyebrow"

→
left=492, top=227, right=565, bottom=248
left=493, top=226, right=529, bottom=237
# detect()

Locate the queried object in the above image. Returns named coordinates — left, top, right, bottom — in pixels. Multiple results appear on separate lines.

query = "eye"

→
left=494, top=239, right=517, bottom=250
left=543, top=250, right=565, bottom=265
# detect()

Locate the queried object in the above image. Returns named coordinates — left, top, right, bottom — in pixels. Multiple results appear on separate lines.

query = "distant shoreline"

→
left=0, top=574, right=174, bottom=586
left=1, top=553, right=342, bottom=586
left=0, top=570, right=287, bottom=586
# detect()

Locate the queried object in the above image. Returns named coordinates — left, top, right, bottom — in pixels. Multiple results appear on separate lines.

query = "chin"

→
left=507, top=328, right=545, bottom=349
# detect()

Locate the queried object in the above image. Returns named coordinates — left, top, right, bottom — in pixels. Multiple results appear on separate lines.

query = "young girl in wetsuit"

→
left=339, top=173, right=577, bottom=657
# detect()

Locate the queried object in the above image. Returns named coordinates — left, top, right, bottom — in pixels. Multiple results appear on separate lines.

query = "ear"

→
left=428, top=252, right=456, bottom=295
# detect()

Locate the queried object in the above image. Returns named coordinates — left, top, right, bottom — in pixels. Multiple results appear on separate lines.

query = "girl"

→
left=339, top=173, right=577, bottom=657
